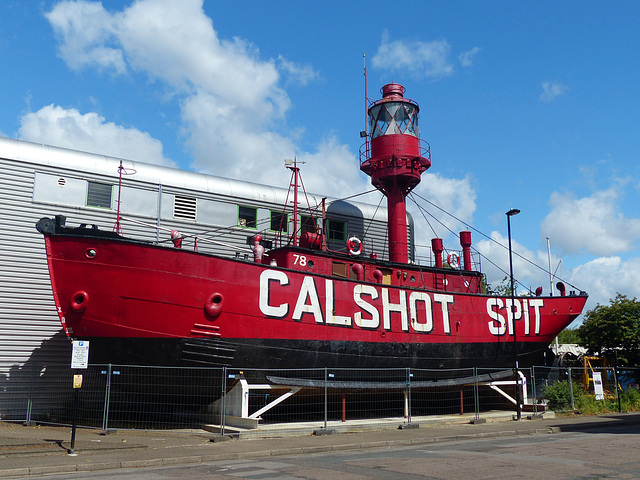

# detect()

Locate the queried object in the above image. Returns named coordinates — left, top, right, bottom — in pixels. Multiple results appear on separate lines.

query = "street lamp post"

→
left=506, top=208, right=521, bottom=421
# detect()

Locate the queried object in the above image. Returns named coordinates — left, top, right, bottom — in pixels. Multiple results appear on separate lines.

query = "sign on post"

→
left=593, top=371, right=604, bottom=400
left=69, top=340, right=89, bottom=455
left=71, top=340, right=90, bottom=369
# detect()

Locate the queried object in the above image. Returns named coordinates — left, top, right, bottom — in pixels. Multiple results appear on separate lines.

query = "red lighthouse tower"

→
left=360, top=83, right=431, bottom=263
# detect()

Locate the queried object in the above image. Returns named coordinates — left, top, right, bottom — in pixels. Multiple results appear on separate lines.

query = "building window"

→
left=328, top=219, right=346, bottom=241
left=301, top=215, right=316, bottom=234
left=270, top=211, right=288, bottom=232
left=86, top=181, right=113, bottom=208
left=174, top=195, right=197, bottom=220
left=238, top=206, right=257, bottom=228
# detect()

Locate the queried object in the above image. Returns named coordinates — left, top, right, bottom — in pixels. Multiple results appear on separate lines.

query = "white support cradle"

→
left=482, top=370, right=528, bottom=406
left=209, top=378, right=301, bottom=429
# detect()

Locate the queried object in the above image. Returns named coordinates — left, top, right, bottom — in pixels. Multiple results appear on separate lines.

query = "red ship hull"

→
left=38, top=218, right=587, bottom=370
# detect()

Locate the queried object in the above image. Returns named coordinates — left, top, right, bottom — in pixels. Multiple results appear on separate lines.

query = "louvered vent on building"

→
left=174, top=195, right=197, bottom=220
left=86, top=181, right=113, bottom=208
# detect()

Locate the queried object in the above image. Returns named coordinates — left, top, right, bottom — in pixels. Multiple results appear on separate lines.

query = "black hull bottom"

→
left=82, top=336, right=555, bottom=371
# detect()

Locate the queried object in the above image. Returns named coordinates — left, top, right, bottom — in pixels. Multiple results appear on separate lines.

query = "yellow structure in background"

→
left=583, top=356, right=608, bottom=392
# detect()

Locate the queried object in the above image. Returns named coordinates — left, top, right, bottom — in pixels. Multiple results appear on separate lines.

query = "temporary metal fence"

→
left=0, top=362, right=637, bottom=434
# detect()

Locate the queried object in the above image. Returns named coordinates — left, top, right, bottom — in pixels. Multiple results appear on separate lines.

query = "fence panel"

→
left=103, top=365, right=222, bottom=429
left=408, top=368, right=477, bottom=417
left=0, top=362, right=73, bottom=424
left=471, top=367, right=518, bottom=414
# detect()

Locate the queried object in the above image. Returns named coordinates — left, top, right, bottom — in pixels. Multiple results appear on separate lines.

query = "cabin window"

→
left=380, top=268, right=392, bottom=285
left=301, top=215, right=316, bottom=234
left=328, top=219, right=346, bottom=241
left=270, top=211, right=288, bottom=232
left=332, top=261, right=356, bottom=280
left=332, top=262, right=348, bottom=279
left=86, top=181, right=113, bottom=208
left=174, top=195, right=197, bottom=220
left=238, top=206, right=257, bottom=228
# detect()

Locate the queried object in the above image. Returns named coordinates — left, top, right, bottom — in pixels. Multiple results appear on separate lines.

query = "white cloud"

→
left=54, top=0, right=288, bottom=113
left=412, top=172, right=476, bottom=231
left=19, top=104, right=174, bottom=166
left=475, top=231, right=544, bottom=293
left=277, top=55, right=320, bottom=86
left=458, top=47, right=481, bottom=67
left=541, top=189, right=640, bottom=256
left=179, top=91, right=296, bottom=184
left=46, top=0, right=125, bottom=73
left=44, top=0, right=318, bottom=180
left=539, top=81, right=567, bottom=102
left=372, top=31, right=454, bottom=79
left=407, top=173, right=477, bottom=262
left=566, top=256, right=640, bottom=317
left=117, top=0, right=288, bottom=112
left=296, top=137, right=370, bottom=197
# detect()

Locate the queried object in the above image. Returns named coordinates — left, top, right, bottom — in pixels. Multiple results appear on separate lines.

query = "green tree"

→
left=486, top=275, right=531, bottom=296
left=489, top=276, right=512, bottom=296
left=578, top=294, right=640, bottom=368
left=556, top=328, right=581, bottom=344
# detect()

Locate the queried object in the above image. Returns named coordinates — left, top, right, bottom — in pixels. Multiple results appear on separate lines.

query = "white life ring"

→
left=347, top=236, right=363, bottom=256
left=447, top=252, right=460, bottom=269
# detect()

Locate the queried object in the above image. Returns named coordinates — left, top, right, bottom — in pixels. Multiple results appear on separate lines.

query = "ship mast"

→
left=360, top=83, right=431, bottom=263
left=287, top=158, right=300, bottom=247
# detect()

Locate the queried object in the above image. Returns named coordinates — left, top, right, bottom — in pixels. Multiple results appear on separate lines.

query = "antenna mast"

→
left=114, top=161, right=136, bottom=234
left=546, top=237, right=553, bottom=296
left=364, top=53, right=368, bottom=132
left=363, top=53, right=369, bottom=154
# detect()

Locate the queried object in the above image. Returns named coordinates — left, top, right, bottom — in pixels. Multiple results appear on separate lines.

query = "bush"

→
left=575, top=392, right=612, bottom=414
left=620, top=386, right=640, bottom=411
left=543, top=380, right=640, bottom=413
left=542, top=380, right=583, bottom=410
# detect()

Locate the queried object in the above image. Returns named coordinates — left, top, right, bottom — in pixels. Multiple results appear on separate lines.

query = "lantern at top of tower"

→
left=369, top=83, right=419, bottom=139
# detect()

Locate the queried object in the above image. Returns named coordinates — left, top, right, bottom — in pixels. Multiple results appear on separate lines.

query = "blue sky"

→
left=2, top=1, right=640, bottom=323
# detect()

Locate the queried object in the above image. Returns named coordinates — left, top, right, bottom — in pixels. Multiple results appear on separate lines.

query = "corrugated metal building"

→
left=0, top=137, right=410, bottom=380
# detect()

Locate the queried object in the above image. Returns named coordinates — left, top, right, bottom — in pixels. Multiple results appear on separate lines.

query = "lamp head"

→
left=506, top=208, right=520, bottom=217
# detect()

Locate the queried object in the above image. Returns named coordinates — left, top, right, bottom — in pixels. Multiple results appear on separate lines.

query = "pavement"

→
left=1, top=410, right=640, bottom=478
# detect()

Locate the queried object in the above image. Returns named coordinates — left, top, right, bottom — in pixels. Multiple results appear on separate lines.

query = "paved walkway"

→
left=1, top=411, right=639, bottom=478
